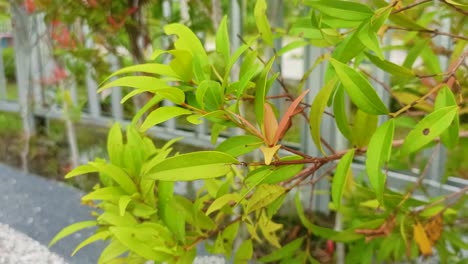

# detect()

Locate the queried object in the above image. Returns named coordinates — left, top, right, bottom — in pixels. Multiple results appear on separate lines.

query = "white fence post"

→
left=12, top=3, right=35, bottom=171
left=267, top=0, right=283, bottom=113
left=83, top=25, right=101, bottom=118
left=426, top=5, right=451, bottom=182
left=0, top=45, right=7, bottom=99
left=108, top=54, right=124, bottom=121
left=301, top=46, right=330, bottom=213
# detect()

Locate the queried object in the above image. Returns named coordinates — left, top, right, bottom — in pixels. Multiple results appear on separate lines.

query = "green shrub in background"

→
left=50, top=0, right=468, bottom=263
left=2, top=47, right=15, bottom=82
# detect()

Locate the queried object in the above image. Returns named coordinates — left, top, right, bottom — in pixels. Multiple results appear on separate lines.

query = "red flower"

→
left=24, top=0, right=35, bottom=14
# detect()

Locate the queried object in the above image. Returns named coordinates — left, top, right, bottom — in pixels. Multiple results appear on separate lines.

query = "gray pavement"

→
left=0, top=163, right=103, bottom=263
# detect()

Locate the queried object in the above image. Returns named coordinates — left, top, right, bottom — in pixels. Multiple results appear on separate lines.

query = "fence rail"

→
left=0, top=2, right=466, bottom=214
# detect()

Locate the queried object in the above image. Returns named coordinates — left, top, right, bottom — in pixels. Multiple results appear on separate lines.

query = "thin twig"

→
left=280, top=145, right=313, bottom=159
left=387, top=26, right=468, bottom=41
left=397, top=144, right=440, bottom=209
left=237, top=34, right=336, bottom=154
left=440, top=0, right=468, bottom=16
left=392, top=0, right=432, bottom=14
left=360, top=69, right=405, bottom=107
left=414, top=185, right=468, bottom=214
left=184, top=216, right=242, bottom=251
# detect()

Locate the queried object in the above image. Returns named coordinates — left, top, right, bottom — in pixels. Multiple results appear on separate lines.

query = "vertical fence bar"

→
left=229, top=0, right=244, bottom=140
left=30, top=14, right=43, bottom=108
left=0, top=21, right=10, bottom=100
left=230, top=0, right=242, bottom=66
left=301, top=46, right=329, bottom=213
left=0, top=45, right=6, bottom=99
left=268, top=0, right=283, bottom=113
left=108, top=54, right=124, bottom=121
left=12, top=3, right=35, bottom=171
left=83, top=25, right=101, bottom=118
left=426, top=4, right=451, bottom=182
left=373, top=34, right=391, bottom=125
left=161, top=0, right=176, bottom=131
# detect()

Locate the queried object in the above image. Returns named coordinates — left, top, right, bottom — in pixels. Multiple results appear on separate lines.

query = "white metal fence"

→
left=0, top=2, right=466, bottom=213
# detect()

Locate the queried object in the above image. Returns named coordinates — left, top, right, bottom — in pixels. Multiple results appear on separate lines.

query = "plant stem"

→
left=387, top=26, right=468, bottom=41
left=391, top=0, right=432, bottom=14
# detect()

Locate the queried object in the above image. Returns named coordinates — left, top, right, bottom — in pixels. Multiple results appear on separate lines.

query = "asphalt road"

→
left=0, top=164, right=103, bottom=263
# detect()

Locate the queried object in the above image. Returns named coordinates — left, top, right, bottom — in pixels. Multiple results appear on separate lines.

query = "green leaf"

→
left=254, top=0, right=273, bottom=46
left=352, top=109, right=378, bottom=147
left=332, top=149, right=355, bottom=209
left=108, top=123, right=123, bottom=166
left=403, top=39, right=430, bottom=69
left=445, top=0, right=468, bottom=7
left=371, top=5, right=392, bottom=31
left=266, top=193, right=286, bottom=218
left=98, top=211, right=138, bottom=227
left=206, top=193, right=241, bottom=215
left=236, top=63, right=261, bottom=98
left=72, top=231, right=110, bottom=256
left=211, top=124, right=226, bottom=144
left=246, top=184, right=286, bottom=214
left=258, top=237, right=304, bottom=262
left=393, top=92, right=433, bottom=112
left=234, top=239, right=253, bottom=264
left=140, top=106, right=192, bottom=132
left=215, top=135, right=263, bottom=157
left=225, top=39, right=257, bottom=80
left=310, top=77, right=338, bottom=155
left=164, top=200, right=186, bottom=243
left=305, top=0, right=374, bottom=21
left=262, top=160, right=304, bottom=184
left=88, top=161, right=137, bottom=194
left=118, top=196, right=132, bottom=216
left=330, top=58, right=388, bottom=115
left=331, top=30, right=365, bottom=63
left=358, top=22, right=384, bottom=60
left=147, top=151, right=237, bottom=181
left=64, top=164, right=98, bottom=179
left=277, top=40, right=309, bottom=56
left=255, top=58, right=276, bottom=131
left=365, top=52, right=414, bottom=77
left=98, top=240, right=128, bottom=264
left=81, top=187, right=127, bottom=201
left=366, top=119, right=395, bottom=204
left=49, top=221, right=97, bottom=247
left=123, top=126, right=145, bottom=177
left=104, top=64, right=180, bottom=82
left=434, top=86, right=459, bottom=149
left=196, top=80, right=224, bottom=111
left=289, top=18, right=324, bottom=40
left=400, top=106, right=458, bottom=156
left=110, top=227, right=173, bottom=261
left=99, top=76, right=171, bottom=93
left=245, top=156, right=304, bottom=186
left=333, top=85, right=352, bottom=140
left=158, top=181, right=174, bottom=222
left=295, top=192, right=315, bottom=232
left=157, top=183, right=184, bottom=243
left=164, top=23, right=210, bottom=82
left=168, top=49, right=194, bottom=82
left=132, top=95, right=164, bottom=126
left=420, top=44, right=442, bottom=75
left=216, top=16, right=230, bottom=62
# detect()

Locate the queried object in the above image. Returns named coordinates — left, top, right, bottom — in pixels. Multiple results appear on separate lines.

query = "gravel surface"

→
left=0, top=223, right=68, bottom=264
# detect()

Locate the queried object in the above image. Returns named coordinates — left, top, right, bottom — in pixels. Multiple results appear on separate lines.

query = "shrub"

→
left=2, top=47, right=16, bottom=82
left=50, top=1, right=467, bottom=263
